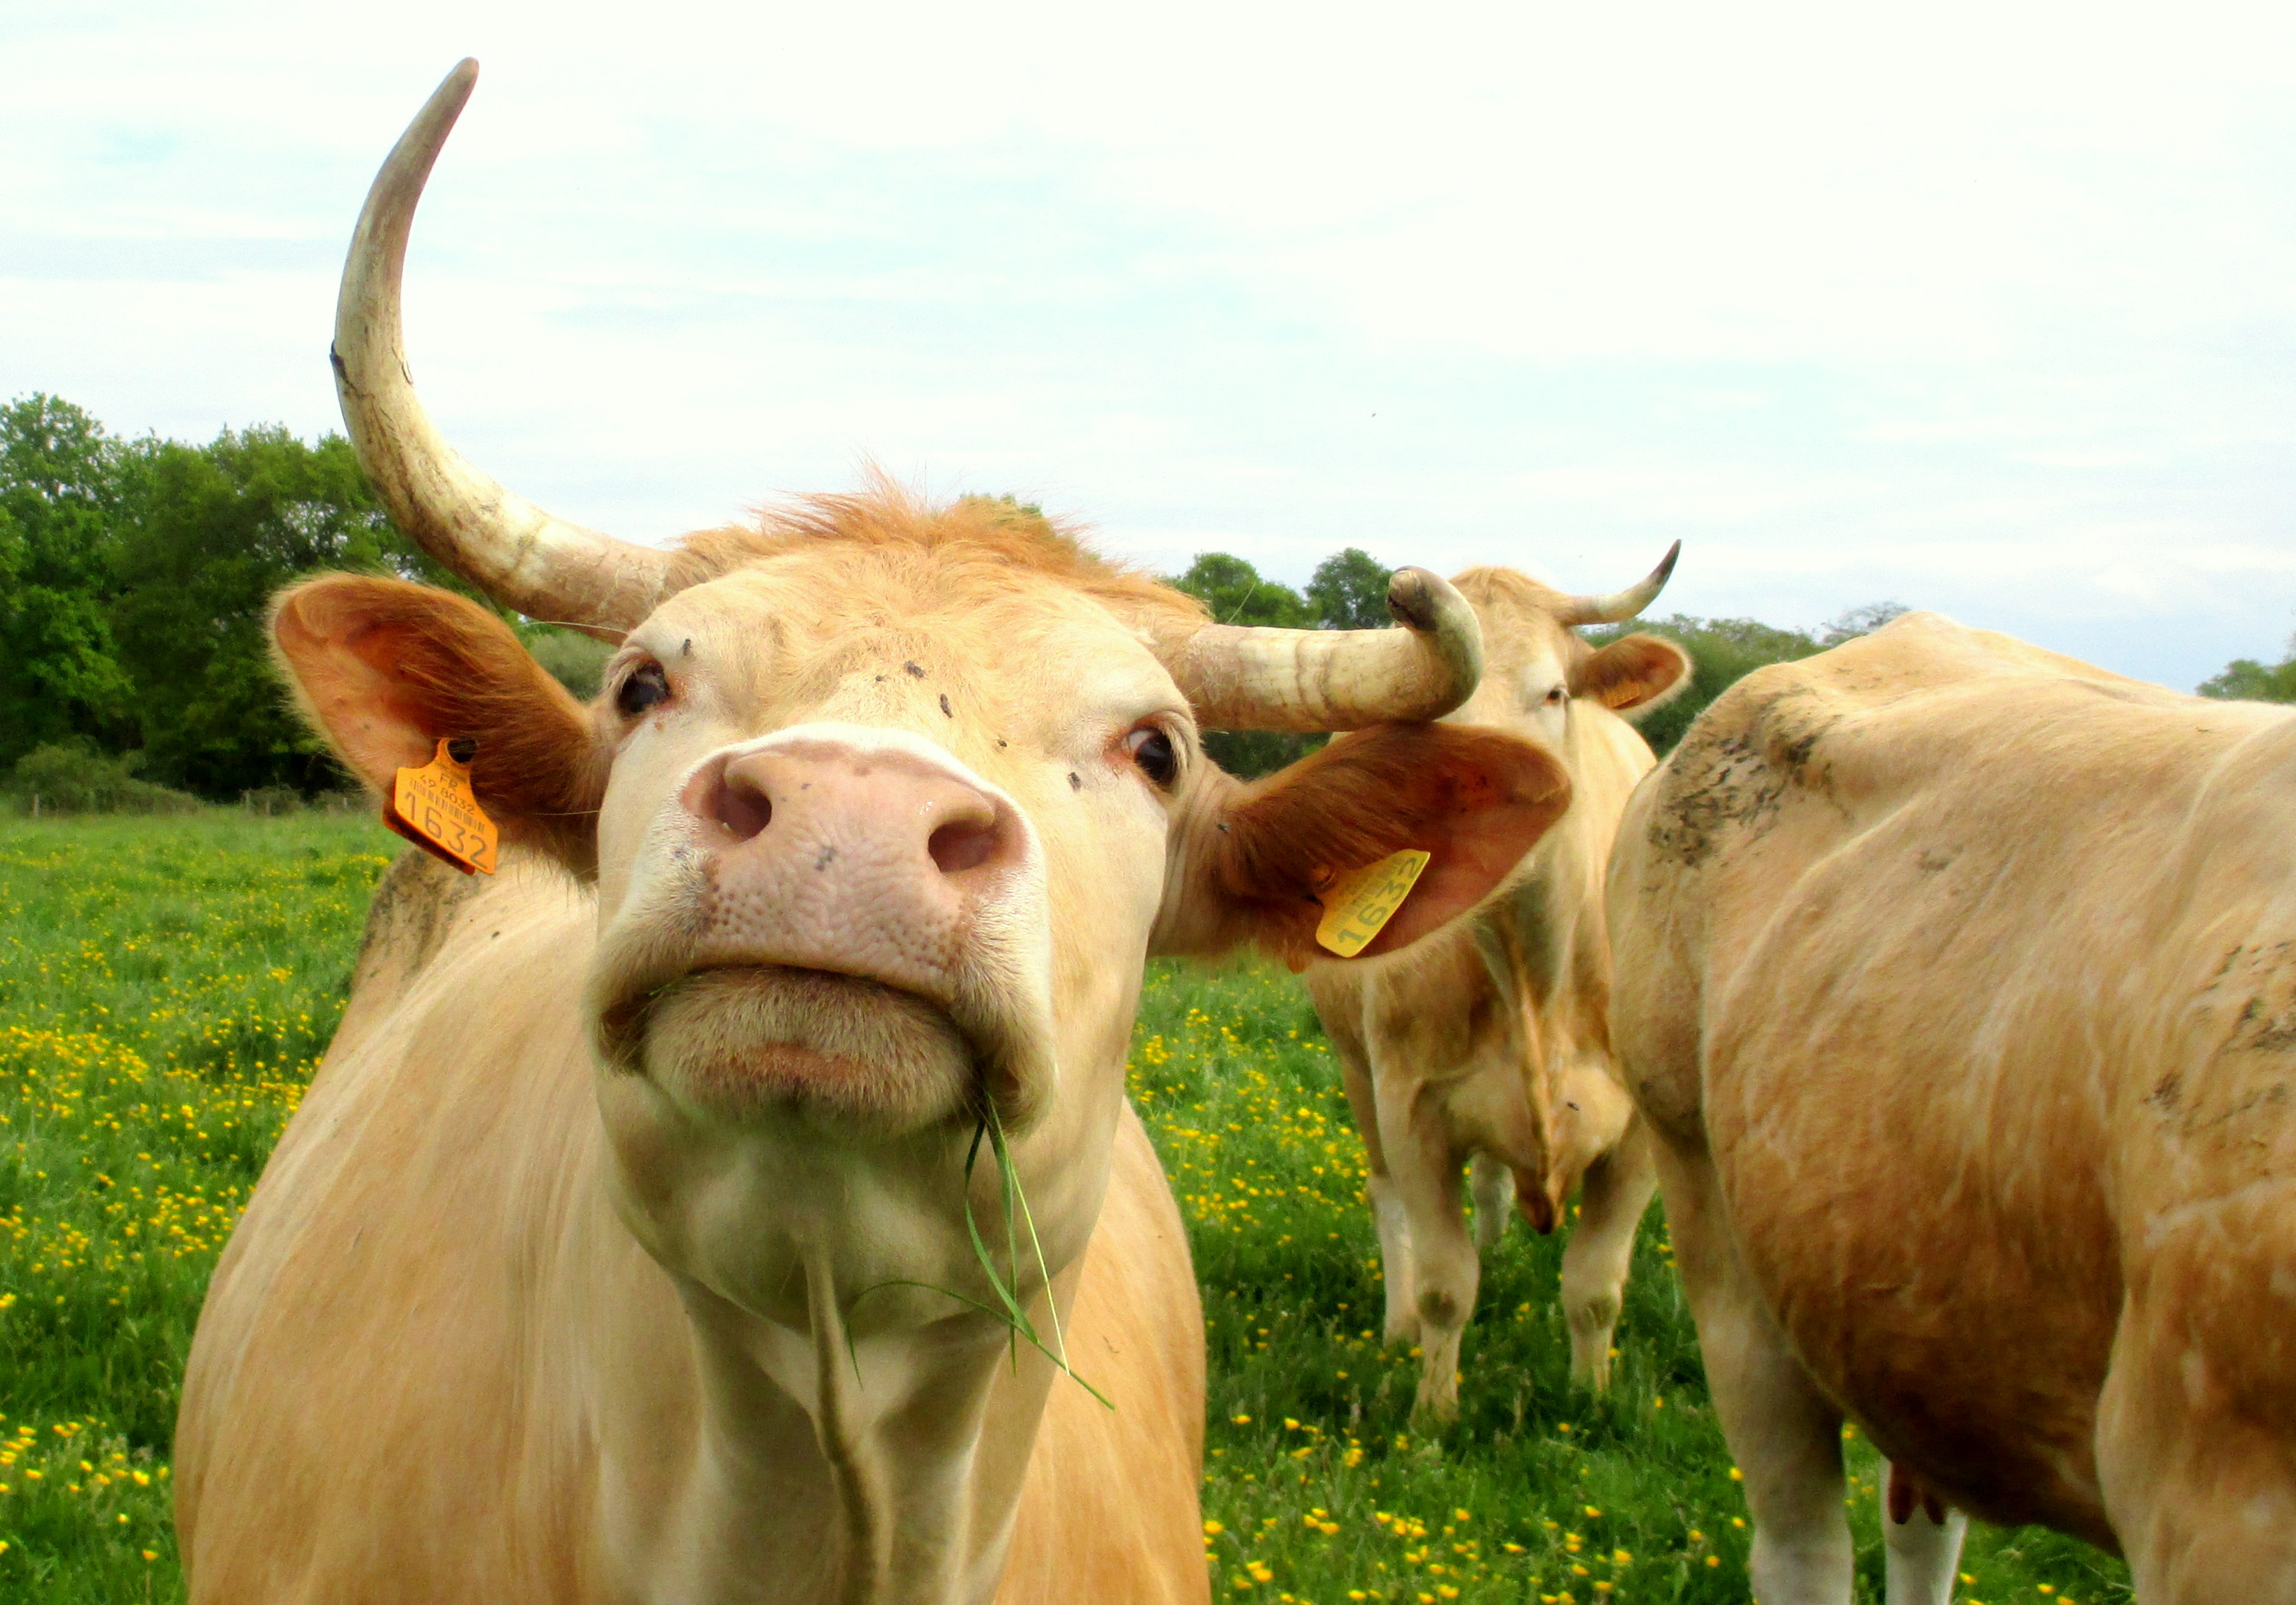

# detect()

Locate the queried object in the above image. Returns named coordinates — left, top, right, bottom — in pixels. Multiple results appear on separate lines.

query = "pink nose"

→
left=677, top=737, right=1026, bottom=1002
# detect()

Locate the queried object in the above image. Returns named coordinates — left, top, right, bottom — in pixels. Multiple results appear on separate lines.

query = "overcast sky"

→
left=8, top=1, right=2296, bottom=688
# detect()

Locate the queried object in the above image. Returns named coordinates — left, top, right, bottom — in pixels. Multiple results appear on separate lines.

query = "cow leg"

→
left=1329, top=1016, right=1418, bottom=1346
left=1367, top=1172, right=1418, bottom=1346
left=1469, top=1152, right=1513, bottom=1254
left=1558, top=1113, right=1657, bottom=1392
left=1880, top=1464, right=1966, bottom=1605
left=1381, top=1088, right=1477, bottom=1423
left=1659, top=1140, right=1853, bottom=1605
left=2098, top=1278, right=2296, bottom=1603
left=2105, top=1421, right=2296, bottom=1603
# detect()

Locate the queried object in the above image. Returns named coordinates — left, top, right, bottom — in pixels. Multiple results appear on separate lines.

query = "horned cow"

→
left=172, top=62, right=1577, bottom=1605
left=1303, top=561, right=1690, bottom=1419
left=1608, top=612, right=2296, bottom=1604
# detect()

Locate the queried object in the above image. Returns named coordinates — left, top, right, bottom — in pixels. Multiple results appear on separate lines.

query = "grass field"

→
left=0, top=815, right=2131, bottom=1603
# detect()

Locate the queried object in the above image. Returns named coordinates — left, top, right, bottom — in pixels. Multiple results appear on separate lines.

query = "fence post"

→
left=28, top=794, right=38, bottom=820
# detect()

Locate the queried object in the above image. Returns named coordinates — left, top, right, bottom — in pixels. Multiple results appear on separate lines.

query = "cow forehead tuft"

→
left=660, top=482, right=1203, bottom=632
left=644, top=544, right=1179, bottom=656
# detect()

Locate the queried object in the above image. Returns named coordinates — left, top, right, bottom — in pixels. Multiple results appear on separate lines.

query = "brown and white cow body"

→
left=174, top=63, right=1574, bottom=1605
left=1608, top=611, right=2296, bottom=1604
left=1303, top=564, right=1689, bottom=1418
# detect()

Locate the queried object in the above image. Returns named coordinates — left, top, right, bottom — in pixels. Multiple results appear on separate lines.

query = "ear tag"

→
left=384, top=738, right=498, bottom=876
left=1314, top=848, right=1431, bottom=958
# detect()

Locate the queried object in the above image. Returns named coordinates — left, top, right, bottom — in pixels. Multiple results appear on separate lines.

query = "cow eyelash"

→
left=1122, top=723, right=1182, bottom=789
left=614, top=660, right=672, bottom=719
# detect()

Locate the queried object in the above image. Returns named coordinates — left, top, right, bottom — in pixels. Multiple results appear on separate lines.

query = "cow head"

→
left=1444, top=557, right=1693, bottom=746
left=1437, top=561, right=1691, bottom=1230
left=271, top=60, right=1572, bottom=1602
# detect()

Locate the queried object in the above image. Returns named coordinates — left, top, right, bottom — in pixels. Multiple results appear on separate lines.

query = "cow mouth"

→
left=612, top=966, right=984, bottom=1130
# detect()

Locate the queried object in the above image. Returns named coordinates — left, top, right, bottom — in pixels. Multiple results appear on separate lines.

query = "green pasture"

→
left=0, top=815, right=2130, bottom=1603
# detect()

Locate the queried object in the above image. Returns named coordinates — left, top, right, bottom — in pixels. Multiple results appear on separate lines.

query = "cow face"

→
left=1445, top=565, right=1691, bottom=750
left=273, top=509, right=1568, bottom=1367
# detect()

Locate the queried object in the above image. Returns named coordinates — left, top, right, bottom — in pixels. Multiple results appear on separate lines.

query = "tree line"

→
left=0, top=394, right=604, bottom=806
left=8, top=391, right=2288, bottom=803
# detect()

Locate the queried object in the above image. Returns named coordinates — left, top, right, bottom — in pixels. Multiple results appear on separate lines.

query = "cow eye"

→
left=1123, top=724, right=1180, bottom=789
left=1543, top=685, right=1568, bottom=705
left=616, top=662, right=671, bottom=718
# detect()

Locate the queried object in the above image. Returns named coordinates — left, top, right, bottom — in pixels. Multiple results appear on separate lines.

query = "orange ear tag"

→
left=384, top=738, right=499, bottom=876
left=1314, top=848, right=1431, bottom=958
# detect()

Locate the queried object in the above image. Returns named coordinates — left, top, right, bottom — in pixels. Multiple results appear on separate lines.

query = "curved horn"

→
left=335, top=60, right=670, bottom=634
left=1555, top=541, right=1681, bottom=628
left=1159, top=567, right=1484, bottom=732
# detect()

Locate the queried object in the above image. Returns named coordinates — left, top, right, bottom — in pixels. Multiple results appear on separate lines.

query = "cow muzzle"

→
left=590, top=724, right=1055, bottom=1134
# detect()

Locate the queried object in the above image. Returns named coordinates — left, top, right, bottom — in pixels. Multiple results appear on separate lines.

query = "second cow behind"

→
left=1305, top=553, right=1691, bottom=1420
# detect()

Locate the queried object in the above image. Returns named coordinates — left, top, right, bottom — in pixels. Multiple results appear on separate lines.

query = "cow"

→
left=1303, top=562, right=1691, bottom=1420
left=171, top=62, right=1580, bottom=1605
left=1607, top=610, right=2296, bottom=1604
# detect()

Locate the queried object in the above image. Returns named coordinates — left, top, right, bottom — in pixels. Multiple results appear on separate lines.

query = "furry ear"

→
left=272, top=575, right=603, bottom=874
left=1154, top=724, right=1573, bottom=965
left=1574, top=633, right=1692, bottom=715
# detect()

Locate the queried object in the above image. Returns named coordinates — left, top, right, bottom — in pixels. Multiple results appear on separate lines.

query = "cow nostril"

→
left=928, top=816, right=998, bottom=875
left=719, top=778, right=773, bottom=842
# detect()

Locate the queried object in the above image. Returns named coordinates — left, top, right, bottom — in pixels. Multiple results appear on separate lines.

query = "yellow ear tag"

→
left=384, top=738, right=499, bottom=876
left=1314, top=848, right=1431, bottom=958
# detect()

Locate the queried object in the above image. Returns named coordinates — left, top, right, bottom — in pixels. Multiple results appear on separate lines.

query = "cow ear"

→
left=271, top=575, right=603, bottom=874
left=1572, top=633, right=1691, bottom=715
left=1154, top=724, right=1572, bottom=966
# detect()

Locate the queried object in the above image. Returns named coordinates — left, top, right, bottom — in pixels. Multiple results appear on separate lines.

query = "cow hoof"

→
left=1410, top=1380, right=1460, bottom=1426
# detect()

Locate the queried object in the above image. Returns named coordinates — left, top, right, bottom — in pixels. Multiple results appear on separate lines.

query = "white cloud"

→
left=4, top=0, right=2296, bottom=690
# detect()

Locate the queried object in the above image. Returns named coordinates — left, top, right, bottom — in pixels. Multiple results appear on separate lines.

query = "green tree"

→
left=107, top=425, right=456, bottom=796
left=0, top=395, right=136, bottom=766
left=1169, top=553, right=1319, bottom=778
left=1306, top=548, right=1392, bottom=631
left=2200, top=637, right=2296, bottom=703
left=1173, top=551, right=1310, bottom=629
left=6, top=737, right=198, bottom=814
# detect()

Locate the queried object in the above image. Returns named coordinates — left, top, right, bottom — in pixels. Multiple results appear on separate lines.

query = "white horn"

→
left=334, top=60, right=670, bottom=635
left=1556, top=541, right=1680, bottom=628
left=1160, top=567, right=1484, bottom=732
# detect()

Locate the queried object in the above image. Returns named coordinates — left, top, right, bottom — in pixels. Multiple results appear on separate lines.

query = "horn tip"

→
left=1385, top=567, right=1438, bottom=634
left=417, top=60, right=479, bottom=125
left=1655, top=539, right=1682, bottom=582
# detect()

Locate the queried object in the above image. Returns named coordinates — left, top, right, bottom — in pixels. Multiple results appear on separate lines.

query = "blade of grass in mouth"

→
left=848, top=1107, right=1111, bottom=1410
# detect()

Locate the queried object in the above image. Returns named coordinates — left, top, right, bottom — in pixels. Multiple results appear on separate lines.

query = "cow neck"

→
left=641, top=1193, right=1081, bottom=1605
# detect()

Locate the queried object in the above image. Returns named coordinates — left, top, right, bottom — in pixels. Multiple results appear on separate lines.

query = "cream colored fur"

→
left=1305, top=568, right=1685, bottom=1418
left=1610, top=612, right=2296, bottom=1603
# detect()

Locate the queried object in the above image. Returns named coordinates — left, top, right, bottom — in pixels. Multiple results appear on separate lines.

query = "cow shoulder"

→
left=329, top=847, right=489, bottom=1070
left=1634, top=612, right=2158, bottom=878
left=1613, top=612, right=2147, bottom=1136
left=354, top=847, right=487, bottom=992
